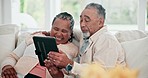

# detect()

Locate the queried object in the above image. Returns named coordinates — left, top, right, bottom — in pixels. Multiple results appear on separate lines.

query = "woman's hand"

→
left=1, top=65, right=18, bottom=78
left=44, top=59, right=64, bottom=78
left=48, top=66, right=64, bottom=78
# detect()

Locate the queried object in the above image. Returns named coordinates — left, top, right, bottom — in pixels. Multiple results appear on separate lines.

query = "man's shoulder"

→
left=94, top=32, right=118, bottom=44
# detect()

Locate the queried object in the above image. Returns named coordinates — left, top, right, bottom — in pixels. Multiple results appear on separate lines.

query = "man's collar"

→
left=89, top=26, right=108, bottom=41
left=83, top=37, right=90, bottom=40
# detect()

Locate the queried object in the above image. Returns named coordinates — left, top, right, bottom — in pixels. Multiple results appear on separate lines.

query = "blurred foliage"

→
left=61, top=0, right=81, bottom=25
left=147, top=1, right=148, bottom=24
left=20, top=0, right=44, bottom=27
left=20, top=0, right=24, bottom=13
left=20, top=0, right=146, bottom=26
left=61, top=0, right=138, bottom=25
left=103, top=0, right=137, bottom=24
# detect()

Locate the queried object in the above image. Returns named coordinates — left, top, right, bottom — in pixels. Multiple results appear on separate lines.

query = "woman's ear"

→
left=68, top=32, right=73, bottom=42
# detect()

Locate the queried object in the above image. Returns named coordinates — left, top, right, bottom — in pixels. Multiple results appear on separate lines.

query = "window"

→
left=146, top=0, right=148, bottom=31
left=0, top=0, right=2, bottom=24
left=19, top=0, right=61, bottom=31
left=103, top=0, right=138, bottom=31
left=20, top=0, right=45, bottom=30
left=61, top=0, right=138, bottom=31
left=61, top=0, right=81, bottom=29
left=10, top=0, right=147, bottom=31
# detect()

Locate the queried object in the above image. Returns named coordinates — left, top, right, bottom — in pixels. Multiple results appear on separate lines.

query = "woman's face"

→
left=50, top=18, right=71, bottom=45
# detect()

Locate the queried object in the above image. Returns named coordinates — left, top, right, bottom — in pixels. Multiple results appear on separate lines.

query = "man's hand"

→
left=1, top=65, right=18, bottom=78
left=44, top=59, right=64, bottom=78
left=48, top=50, right=73, bottom=68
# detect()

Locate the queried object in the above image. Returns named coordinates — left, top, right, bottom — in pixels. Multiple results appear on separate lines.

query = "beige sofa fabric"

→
left=115, top=30, right=147, bottom=43
left=0, top=24, right=19, bottom=72
left=121, top=36, right=148, bottom=78
left=115, top=30, right=148, bottom=78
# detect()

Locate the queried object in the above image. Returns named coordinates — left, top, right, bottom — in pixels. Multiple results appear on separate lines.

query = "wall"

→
left=3, top=0, right=12, bottom=24
left=138, top=0, right=147, bottom=30
left=0, top=0, right=12, bottom=24
left=45, top=0, right=61, bottom=30
left=0, top=0, right=2, bottom=24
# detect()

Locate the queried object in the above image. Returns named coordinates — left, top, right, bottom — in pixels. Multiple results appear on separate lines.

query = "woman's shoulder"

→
left=58, top=42, right=78, bottom=53
left=59, top=42, right=79, bottom=59
left=64, top=42, right=78, bottom=49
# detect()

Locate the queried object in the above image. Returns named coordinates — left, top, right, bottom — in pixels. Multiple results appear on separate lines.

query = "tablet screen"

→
left=33, top=36, right=59, bottom=66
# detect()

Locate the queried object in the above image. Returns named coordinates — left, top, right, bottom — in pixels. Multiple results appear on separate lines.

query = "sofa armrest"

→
left=0, top=24, right=19, bottom=73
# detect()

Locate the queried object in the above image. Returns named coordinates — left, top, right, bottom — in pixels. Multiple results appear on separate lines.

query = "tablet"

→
left=33, top=36, right=59, bottom=66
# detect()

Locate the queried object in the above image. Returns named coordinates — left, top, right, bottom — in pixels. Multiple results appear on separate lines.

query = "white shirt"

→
left=71, top=26, right=126, bottom=76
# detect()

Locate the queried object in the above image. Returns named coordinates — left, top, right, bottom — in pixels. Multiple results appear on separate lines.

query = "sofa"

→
left=0, top=24, right=148, bottom=78
left=115, top=30, right=148, bottom=78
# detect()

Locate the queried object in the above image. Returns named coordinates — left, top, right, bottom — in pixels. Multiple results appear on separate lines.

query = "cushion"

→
left=121, top=36, right=148, bottom=78
left=115, top=30, right=147, bottom=43
left=0, top=24, right=19, bottom=72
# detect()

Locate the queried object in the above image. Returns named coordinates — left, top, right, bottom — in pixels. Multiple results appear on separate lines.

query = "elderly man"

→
left=45, top=3, right=126, bottom=78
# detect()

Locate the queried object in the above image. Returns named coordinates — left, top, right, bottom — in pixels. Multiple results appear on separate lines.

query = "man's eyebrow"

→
left=80, top=15, right=90, bottom=19
left=84, top=15, right=90, bottom=19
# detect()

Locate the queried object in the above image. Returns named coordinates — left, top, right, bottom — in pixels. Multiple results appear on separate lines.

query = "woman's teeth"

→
left=56, top=37, right=62, bottom=40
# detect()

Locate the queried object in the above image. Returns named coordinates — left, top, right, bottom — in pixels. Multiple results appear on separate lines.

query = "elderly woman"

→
left=1, top=12, right=78, bottom=78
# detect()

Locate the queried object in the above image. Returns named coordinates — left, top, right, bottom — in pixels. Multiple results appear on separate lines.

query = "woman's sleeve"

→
left=1, top=40, right=27, bottom=69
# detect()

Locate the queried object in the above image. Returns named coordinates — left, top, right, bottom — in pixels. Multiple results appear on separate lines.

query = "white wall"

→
left=11, top=0, right=20, bottom=25
left=45, top=0, right=61, bottom=30
left=3, top=0, right=12, bottom=24
left=138, top=0, right=147, bottom=31
left=0, top=0, right=12, bottom=24
left=0, top=0, right=2, bottom=24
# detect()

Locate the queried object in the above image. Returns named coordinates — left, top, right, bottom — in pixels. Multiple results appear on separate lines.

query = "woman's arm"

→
left=1, top=40, right=28, bottom=78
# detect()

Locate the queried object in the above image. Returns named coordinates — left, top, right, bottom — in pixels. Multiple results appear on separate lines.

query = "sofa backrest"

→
left=115, top=30, right=148, bottom=43
left=121, top=36, right=148, bottom=78
left=115, top=30, right=148, bottom=78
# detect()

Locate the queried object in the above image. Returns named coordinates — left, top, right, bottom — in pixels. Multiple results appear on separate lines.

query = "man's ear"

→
left=97, top=18, right=104, bottom=28
left=98, top=18, right=104, bottom=25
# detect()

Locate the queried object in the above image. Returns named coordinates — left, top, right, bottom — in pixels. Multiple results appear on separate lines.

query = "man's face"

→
left=80, top=8, right=104, bottom=36
left=50, top=18, right=71, bottom=45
